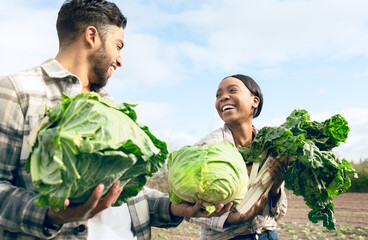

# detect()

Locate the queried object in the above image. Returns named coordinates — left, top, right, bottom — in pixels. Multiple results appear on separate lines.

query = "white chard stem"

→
left=236, top=157, right=274, bottom=214
left=248, top=162, right=259, bottom=185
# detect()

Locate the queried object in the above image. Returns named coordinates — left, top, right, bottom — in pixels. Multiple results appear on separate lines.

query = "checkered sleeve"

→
left=0, top=76, right=55, bottom=238
left=128, top=188, right=183, bottom=240
left=189, top=212, right=230, bottom=232
left=269, top=182, right=288, bottom=221
left=190, top=214, right=253, bottom=240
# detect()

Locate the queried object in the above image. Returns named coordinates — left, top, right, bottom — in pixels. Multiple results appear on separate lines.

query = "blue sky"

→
left=1, top=0, right=367, bottom=162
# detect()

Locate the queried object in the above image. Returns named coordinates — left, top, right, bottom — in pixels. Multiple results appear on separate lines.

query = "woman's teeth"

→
left=222, top=105, right=235, bottom=112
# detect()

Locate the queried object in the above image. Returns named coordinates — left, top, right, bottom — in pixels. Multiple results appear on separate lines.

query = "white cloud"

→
left=318, top=88, right=325, bottom=95
left=122, top=33, right=185, bottom=86
left=176, top=0, right=368, bottom=69
left=105, top=32, right=188, bottom=96
left=354, top=68, right=368, bottom=78
left=0, top=1, right=58, bottom=75
left=132, top=101, right=179, bottom=129
left=2, top=0, right=368, bottom=88
left=123, top=101, right=200, bottom=152
left=157, top=129, right=199, bottom=152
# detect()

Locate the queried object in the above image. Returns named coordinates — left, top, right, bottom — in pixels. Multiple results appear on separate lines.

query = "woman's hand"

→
left=267, top=156, right=289, bottom=203
left=170, top=200, right=234, bottom=218
left=45, top=181, right=123, bottom=225
left=225, top=195, right=267, bottom=226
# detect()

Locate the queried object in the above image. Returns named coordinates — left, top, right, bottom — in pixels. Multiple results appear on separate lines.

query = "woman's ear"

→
left=84, top=26, right=100, bottom=48
left=252, top=96, right=260, bottom=109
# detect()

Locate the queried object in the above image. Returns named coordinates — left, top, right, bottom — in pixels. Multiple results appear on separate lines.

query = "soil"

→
left=151, top=192, right=368, bottom=240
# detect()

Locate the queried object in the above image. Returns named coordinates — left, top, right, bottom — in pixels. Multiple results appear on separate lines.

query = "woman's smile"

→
left=221, top=105, right=236, bottom=113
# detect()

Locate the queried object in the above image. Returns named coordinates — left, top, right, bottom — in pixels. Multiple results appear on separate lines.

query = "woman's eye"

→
left=230, top=89, right=237, bottom=93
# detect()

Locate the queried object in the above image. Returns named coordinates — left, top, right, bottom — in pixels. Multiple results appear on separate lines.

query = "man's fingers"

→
left=82, top=184, right=104, bottom=212
left=91, top=181, right=122, bottom=216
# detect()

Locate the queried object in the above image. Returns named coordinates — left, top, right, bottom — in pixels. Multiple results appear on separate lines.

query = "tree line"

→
left=347, top=158, right=368, bottom=192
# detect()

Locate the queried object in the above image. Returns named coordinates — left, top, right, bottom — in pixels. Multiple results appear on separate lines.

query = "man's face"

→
left=88, top=25, right=124, bottom=88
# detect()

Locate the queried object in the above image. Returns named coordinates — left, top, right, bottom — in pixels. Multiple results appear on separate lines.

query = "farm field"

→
left=151, top=192, right=368, bottom=240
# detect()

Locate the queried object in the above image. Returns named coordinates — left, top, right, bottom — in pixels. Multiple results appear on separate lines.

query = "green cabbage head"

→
left=167, top=142, right=248, bottom=213
left=27, top=92, right=167, bottom=210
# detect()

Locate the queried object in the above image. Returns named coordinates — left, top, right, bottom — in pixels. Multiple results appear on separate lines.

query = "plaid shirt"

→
left=128, top=187, right=183, bottom=240
left=0, top=59, right=182, bottom=239
left=189, top=124, right=288, bottom=240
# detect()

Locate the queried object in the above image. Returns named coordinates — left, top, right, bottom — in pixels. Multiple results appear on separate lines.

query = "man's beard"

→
left=87, top=44, right=112, bottom=90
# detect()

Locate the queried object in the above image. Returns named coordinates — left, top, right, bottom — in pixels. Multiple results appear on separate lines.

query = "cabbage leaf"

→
left=27, top=92, right=167, bottom=210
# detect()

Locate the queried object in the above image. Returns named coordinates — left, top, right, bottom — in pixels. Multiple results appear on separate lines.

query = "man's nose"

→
left=117, top=55, right=122, bottom=67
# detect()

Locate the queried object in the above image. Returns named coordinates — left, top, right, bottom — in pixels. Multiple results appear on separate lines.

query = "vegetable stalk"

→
left=237, top=109, right=357, bottom=230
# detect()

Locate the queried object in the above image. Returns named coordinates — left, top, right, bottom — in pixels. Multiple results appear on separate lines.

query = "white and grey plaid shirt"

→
left=189, top=124, right=288, bottom=240
left=0, top=59, right=181, bottom=239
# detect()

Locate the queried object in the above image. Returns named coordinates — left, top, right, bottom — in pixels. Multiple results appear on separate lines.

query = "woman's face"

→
left=215, top=77, right=259, bottom=125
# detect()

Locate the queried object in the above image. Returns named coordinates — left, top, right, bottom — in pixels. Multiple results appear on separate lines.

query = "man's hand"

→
left=170, top=200, right=233, bottom=218
left=225, top=195, right=267, bottom=226
left=45, top=181, right=123, bottom=225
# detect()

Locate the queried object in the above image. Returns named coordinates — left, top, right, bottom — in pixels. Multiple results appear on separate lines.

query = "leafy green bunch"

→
left=27, top=93, right=167, bottom=210
left=238, top=109, right=357, bottom=230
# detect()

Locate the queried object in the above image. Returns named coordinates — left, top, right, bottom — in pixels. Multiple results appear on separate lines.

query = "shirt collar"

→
left=40, top=58, right=112, bottom=98
left=40, top=58, right=80, bottom=84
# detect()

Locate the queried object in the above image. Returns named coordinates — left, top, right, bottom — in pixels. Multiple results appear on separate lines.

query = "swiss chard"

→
left=237, top=109, right=356, bottom=230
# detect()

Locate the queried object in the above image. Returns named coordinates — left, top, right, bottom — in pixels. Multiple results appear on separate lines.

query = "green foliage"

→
left=348, top=159, right=368, bottom=192
left=27, top=93, right=167, bottom=210
left=238, top=109, right=357, bottom=230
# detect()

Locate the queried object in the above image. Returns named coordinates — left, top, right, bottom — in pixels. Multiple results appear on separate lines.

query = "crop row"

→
left=152, top=221, right=368, bottom=240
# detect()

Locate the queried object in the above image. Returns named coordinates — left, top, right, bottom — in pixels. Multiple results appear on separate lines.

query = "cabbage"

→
left=26, top=92, right=167, bottom=210
left=167, top=142, right=248, bottom=213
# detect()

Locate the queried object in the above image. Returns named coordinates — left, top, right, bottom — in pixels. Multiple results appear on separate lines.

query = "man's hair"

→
left=56, top=0, right=127, bottom=47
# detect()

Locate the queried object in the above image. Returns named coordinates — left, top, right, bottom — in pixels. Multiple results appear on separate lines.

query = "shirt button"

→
left=77, top=224, right=86, bottom=232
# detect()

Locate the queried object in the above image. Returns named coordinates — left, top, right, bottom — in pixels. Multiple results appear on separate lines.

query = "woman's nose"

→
left=220, top=94, right=230, bottom=101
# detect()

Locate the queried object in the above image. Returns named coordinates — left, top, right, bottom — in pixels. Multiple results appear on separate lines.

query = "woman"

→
left=190, top=74, right=288, bottom=240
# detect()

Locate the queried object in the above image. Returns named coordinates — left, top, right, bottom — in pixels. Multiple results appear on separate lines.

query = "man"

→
left=0, top=1, right=236, bottom=239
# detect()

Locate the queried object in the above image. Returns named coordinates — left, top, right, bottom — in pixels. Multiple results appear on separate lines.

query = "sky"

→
left=0, top=0, right=367, bottom=162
